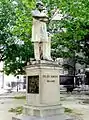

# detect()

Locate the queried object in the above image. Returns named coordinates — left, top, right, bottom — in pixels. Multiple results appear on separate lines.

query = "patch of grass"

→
left=64, top=107, right=73, bottom=113
left=60, top=97, right=66, bottom=101
left=8, top=108, right=16, bottom=112
left=83, top=99, right=89, bottom=104
left=14, top=96, right=26, bottom=99
left=8, top=106, right=23, bottom=115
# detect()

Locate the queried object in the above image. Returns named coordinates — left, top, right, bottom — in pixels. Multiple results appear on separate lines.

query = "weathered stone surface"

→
left=12, top=114, right=72, bottom=120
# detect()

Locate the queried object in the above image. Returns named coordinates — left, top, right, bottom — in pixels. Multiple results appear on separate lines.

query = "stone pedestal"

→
left=12, top=61, right=71, bottom=120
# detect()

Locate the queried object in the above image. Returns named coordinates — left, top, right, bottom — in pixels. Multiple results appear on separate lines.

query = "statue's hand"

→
left=39, top=18, right=48, bottom=22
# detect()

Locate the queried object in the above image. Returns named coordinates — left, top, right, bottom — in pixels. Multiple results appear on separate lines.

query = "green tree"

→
left=0, top=0, right=16, bottom=61
left=0, top=0, right=34, bottom=75
left=43, top=0, right=89, bottom=66
left=1, top=0, right=89, bottom=75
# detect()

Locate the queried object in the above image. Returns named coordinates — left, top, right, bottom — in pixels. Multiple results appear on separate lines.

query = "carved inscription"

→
left=28, top=76, right=39, bottom=94
left=43, top=75, right=58, bottom=83
left=47, top=80, right=55, bottom=82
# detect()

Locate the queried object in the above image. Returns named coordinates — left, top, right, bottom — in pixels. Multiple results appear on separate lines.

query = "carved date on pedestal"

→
left=28, top=76, right=39, bottom=94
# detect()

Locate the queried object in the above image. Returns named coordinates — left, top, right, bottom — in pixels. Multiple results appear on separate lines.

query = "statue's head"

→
left=36, top=1, right=45, bottom=11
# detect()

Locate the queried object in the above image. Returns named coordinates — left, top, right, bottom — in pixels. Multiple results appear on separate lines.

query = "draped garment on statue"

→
left=31, top=9, right=48, bottom=42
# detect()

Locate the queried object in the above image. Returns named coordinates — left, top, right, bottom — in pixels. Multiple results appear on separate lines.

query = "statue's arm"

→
left=33, top=16, right=48, bottom=22
left=32, top=10, right=48, bottom=22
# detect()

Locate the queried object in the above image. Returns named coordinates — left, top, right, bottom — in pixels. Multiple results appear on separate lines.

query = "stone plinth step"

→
left=12, top=114, right=74, bottom=120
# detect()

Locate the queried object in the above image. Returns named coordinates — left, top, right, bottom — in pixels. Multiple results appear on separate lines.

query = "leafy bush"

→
left=14, top=96, right=26, bottom=99
left=64, top=107, right=73, bottom=113
left=8, top=106, right=23, bottom=115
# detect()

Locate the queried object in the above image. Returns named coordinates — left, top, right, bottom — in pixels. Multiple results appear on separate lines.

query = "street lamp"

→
left=17, top=76, right=19, bottom=92
left=73, top=50, right=76, bottom=87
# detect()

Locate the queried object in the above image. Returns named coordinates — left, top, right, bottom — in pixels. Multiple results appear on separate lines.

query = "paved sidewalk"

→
left=0, top=92, right=89, bottom=120
left=0, top=92, right=26, bottom=98
left=60, top=94, right=89, bottom=120
left=0, top=98, right=25, bottom=120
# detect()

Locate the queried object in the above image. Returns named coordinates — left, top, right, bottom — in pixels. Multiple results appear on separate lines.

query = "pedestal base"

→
left=12, top=114, right=73, bottom=120
left=12, top=62, right=73, bottom=120
left=23, top=104, right=64, bottom=117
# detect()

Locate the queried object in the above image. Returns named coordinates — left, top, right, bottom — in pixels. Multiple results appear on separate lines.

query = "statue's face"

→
left=36, top=3, right=44, bottom=11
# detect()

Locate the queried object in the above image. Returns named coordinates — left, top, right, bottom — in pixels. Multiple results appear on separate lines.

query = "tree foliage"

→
left=1, top=0, right=89, bottom=75
left=0, top=0, right=33, bottom=75
left=45, top=0, right=89, bottom=65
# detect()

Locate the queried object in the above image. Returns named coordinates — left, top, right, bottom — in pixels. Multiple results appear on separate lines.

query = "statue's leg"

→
left=47, top=39, right=51, bottom=59
left=34, top=42, right=40, bottom=60
left=43, top=40, right=51, bottom=60
left=39, top=42, right=43, bottom=60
